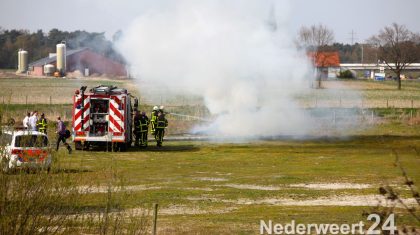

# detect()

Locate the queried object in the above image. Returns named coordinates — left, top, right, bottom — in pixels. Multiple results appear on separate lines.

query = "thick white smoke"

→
left=117, top=0, right=319, bottom=137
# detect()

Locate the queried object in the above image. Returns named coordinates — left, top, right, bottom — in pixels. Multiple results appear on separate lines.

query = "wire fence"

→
left=297, top=98, right=420, bottom=109
left=1, top=95, right=420, bottom=109
left=1, top=94, right=419, bottom=126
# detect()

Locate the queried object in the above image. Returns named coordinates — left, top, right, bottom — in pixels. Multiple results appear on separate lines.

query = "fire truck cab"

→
left=72, top=85, right=138, bottom=151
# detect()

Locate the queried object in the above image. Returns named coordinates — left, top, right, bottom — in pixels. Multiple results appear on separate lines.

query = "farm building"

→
left=308, top=51, right=341, bottom=79
left=28, top=47, right=127, bottom=77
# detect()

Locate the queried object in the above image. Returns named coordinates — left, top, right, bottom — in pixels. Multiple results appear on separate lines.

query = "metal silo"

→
left=17, top=49, right=28, bottom=73
left=56, top=42, right=66, bottom=75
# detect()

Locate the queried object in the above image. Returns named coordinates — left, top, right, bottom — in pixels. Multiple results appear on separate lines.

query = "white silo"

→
left=17, top=49, right=28, bottom=73
left=56, top=42, right=66, bottom=75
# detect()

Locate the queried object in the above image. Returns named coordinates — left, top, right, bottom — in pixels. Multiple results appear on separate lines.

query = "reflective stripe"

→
left=137, top=122, right=149, bottom=132
left=38, top=119, right=47, bottom=130
left=156, top=120, right=167, bottom=129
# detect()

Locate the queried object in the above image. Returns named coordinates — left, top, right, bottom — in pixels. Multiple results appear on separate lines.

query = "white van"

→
left=0, top=129, right=52, bottom=172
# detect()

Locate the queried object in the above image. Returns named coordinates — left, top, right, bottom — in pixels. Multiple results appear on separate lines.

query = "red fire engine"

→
left=72, top=85, right=138, bottom=151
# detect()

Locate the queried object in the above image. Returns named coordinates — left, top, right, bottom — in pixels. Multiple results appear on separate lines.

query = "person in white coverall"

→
left=28, top=111, right=38, bottom=131
left=22, top=112, right=30, bottom=129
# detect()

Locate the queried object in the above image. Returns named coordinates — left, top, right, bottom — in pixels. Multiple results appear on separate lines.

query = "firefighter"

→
left=37, top=113, right=48, bottom=134
left=155, top=110, right=168, bottom=147
left=150, top=106, right=159, bottom=135
left=159, top=105, right=165, bottom=113
left=133, top=110, right=141, bottom=147
left=139, top=112, right=149, bottom=147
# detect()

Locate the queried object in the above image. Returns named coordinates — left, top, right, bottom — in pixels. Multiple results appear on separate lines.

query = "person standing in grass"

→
left=155, top=110, right=168, bottom=147
left=134, top=110, right=141, bottom=147
left=29, top=111, right=38, bottom=131
left=37, top=113, right=48, bottom=134
left=150, top=106, right=159, bottom=135
left=56, top=116, right=72, bottom=154
left=22, top=112, right=30, bottom=129
left=139, top=112, right=149, bottom=147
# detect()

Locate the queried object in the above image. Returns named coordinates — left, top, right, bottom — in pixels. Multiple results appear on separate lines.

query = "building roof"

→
left=308, top=51, right=340, bottom=67
left=29, top=47, right=89, bottom=67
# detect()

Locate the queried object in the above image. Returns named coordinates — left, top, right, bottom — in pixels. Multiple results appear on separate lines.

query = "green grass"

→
left=30, top=123, right=417, bottom=233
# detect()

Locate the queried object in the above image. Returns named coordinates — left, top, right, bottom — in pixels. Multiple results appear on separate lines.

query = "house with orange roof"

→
left=308, top=51, right=341, bottom=79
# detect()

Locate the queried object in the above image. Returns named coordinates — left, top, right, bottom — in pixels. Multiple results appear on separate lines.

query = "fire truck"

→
left=72, top=85, right=138, bottom=151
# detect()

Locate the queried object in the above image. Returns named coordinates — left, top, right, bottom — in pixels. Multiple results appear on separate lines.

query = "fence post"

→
left=371, top=110, right=374, bottom=123
left=386, top=99, right=389, bottom=108
left=50, top=96, right=52, bottom=105
left=25, top=95, right=28, bottom=105
left=411, top=110, right=413, bottom=125
left=411, top=100, right=414, bottom=109
left=152, top=203, right=158, bottom=235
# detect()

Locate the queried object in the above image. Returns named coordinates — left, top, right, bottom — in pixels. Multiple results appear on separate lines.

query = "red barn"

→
left=29, top=48, right=127, bottom=77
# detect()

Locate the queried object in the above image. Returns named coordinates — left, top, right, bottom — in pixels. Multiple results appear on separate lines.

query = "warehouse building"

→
left=29, top=47, right=127, bottom=77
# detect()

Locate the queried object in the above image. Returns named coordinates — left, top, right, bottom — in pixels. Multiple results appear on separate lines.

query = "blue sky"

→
left=0, top=0, right=419, bottom=43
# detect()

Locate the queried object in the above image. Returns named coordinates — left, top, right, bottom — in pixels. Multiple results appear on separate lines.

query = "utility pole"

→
left=348, top=30, right=358, bottom=45
left=361, top=44, right=364, bottom=64
left=266, top=4, right=277, bottom=32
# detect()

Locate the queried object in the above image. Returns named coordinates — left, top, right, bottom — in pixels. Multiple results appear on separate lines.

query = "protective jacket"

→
left=150, top=111, right=158, bottom=133
left=156, top=115, right=168, bottom=129
left=37, top=118, right=48, bottom=133
left=138, top=115, right=149, bottom=132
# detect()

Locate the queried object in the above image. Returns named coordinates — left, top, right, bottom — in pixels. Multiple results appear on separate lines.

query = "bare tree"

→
left=297, top=24, right=335, bottom=88
left=369, top=23, right=420, bottom=90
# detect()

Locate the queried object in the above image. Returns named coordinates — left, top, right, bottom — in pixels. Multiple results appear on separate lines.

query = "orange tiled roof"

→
left=308, top=51, right=340, bottom=67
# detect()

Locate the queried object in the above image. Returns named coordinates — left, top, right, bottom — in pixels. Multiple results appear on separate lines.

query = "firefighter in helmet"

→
left=138, top=112, right=149, bottom=147
left=133, top=110, right=141, bottom=147
left=37, top=113, right=48, bottom=134
left=150, top=106, right=159, bottom=135
left=155, top=107, right=168, bottom=147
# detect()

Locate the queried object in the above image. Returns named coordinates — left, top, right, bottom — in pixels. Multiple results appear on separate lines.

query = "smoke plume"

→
left=117, top=0, right=330, bottom=138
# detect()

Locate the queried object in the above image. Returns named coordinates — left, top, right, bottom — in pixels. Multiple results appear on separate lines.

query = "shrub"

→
left=338, top=70, right=354, bottom=79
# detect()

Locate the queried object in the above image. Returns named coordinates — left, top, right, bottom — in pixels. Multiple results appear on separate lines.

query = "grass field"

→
left=1, top=77, right=420, bottom=234
left=32, top=129, right=420, bottom=234
left=1, top=77, right=420, bottom=107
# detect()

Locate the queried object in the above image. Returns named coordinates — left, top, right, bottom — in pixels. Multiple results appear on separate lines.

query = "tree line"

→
left=0, top=28, right=124, bottom=69
left=1, top=24, right=419, bottom=89
left=0, top=27, right=405, bottom=69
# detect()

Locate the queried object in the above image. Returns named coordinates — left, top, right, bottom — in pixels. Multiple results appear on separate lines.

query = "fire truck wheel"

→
left=75, top=142, right=83, bottom=150
left=111, top=143, right=119, bottom=152
left=75, top=142, right=89, bottom=150
left=119, top=143, right=127, bottom=152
